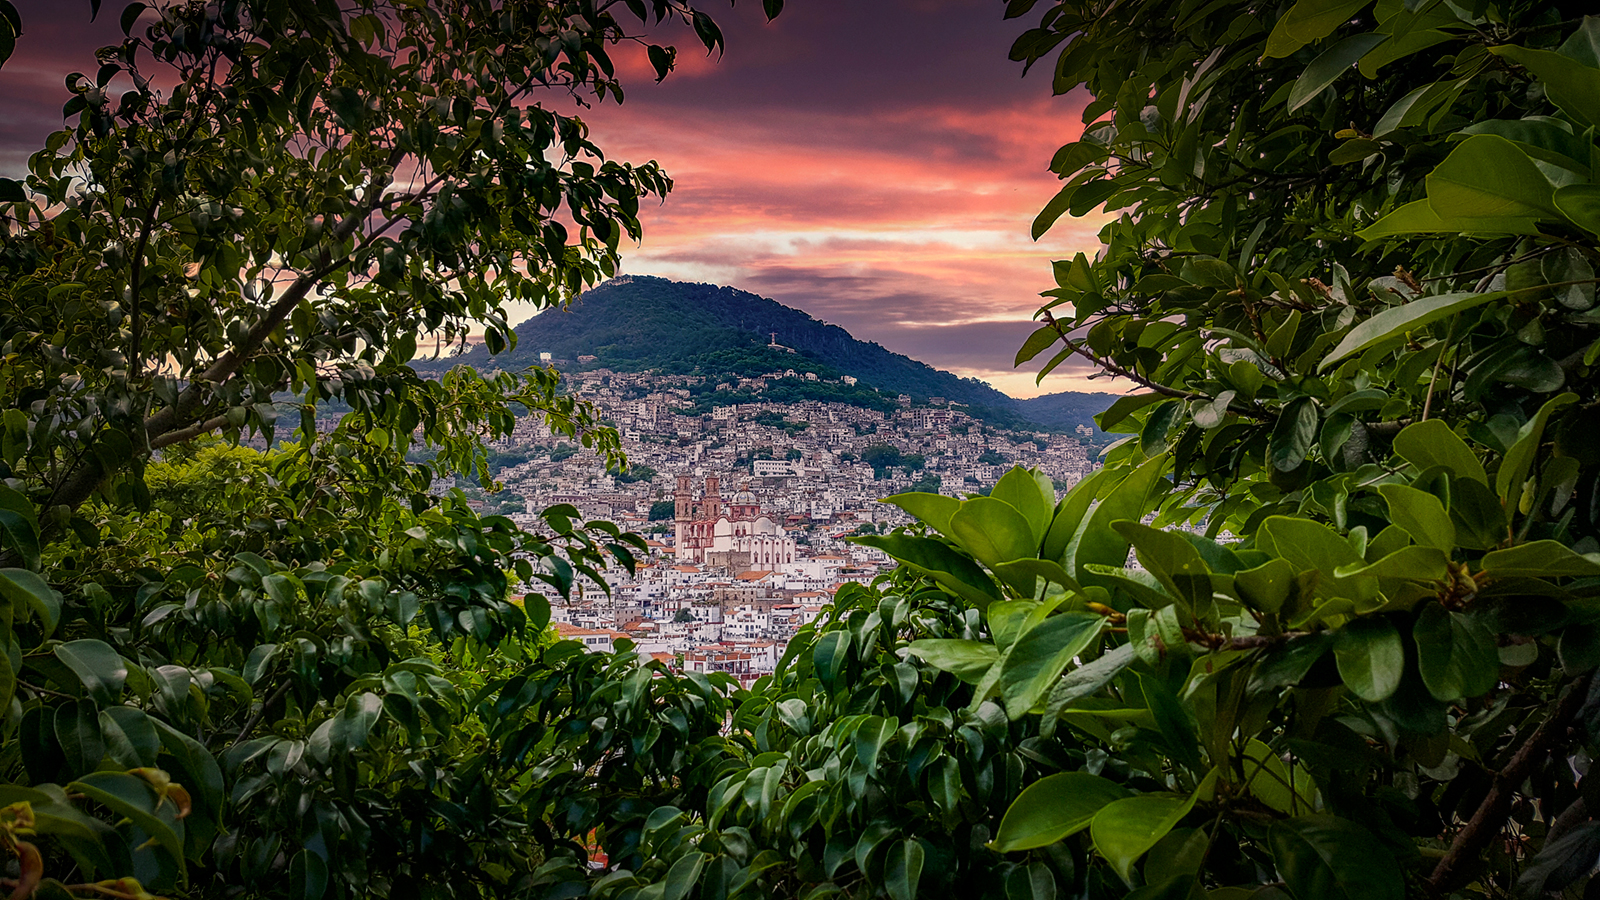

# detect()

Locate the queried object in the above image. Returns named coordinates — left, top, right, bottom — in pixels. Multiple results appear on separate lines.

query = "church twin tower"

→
left=672, top=475, right=797, bottom=571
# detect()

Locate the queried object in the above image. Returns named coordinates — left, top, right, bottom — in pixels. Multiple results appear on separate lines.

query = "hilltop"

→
left=430, top=276, right=1116, bottom=431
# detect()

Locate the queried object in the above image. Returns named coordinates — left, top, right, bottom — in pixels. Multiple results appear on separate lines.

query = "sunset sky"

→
left=1, top=0, right=1114, bottom=397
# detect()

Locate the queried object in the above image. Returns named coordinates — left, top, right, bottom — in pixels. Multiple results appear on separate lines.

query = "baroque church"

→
left=673, top=474, right=796, bottom=572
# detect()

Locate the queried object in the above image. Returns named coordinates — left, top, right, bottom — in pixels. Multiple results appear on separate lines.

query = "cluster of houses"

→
left=447, top=365, right=1104, bottom=680
left=544, top=545, right=878, bottom=688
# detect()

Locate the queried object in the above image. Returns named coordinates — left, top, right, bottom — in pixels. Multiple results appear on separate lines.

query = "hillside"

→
left=431, top=276, right=1116, bottom=430
left=1015, top=390, right=1124, bottom=431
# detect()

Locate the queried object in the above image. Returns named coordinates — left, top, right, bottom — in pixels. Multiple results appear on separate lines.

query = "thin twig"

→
left=18, top=680, right=76, bottom=700
left=230, top=681, right=294, bottom=748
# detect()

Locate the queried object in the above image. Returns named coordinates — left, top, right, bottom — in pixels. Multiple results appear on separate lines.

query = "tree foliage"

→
left=0, top=0, right=775, bottom=897
left=4, top=0, right=1600, bottom=899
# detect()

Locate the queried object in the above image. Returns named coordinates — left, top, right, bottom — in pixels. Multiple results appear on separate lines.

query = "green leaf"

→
left=905, top=639, right=999, bottom=683
left=1191, top=390, right=1236, bottom=429
left=1414, top=602, right=1498, bottom=701
left=54, top=639, right=128, bottom=706
left=1490, top=44, right=1600, bottom=127
left=1243, top=740, right=1315, bottom=815
left=991, top=559, right=1081, bottom=597
left=100, top=706, right=159, bottom=768
left=287, top=849, right=328, bottom=900
left=852, top=535, right=1000, bottom=608
left=1333, top=617, right=1404, bottom=701
left=1016, top=324, right=1058, bottom=365
left=1375, top=484, right=1455, bottom=551
left=1258, top=517, right=1364, bottom=587
left=990, top=467, right=1055, bottom=548
left=1141, top=672, right=1203, bottom=774
left=1289, top=34, right=1387, bottom=111
left=1042, top=643, right=1137, bottom=728
left=813, top=631, right=851, bottom=687
left=55, top=700, right=105, bottom=776
left=1373, top=77, right=1466, bottom=137
left=68, top=771, right=187, bottom=880
left=1553, top=183, right=1600, bottom=234
left=0, top=484, right=40, bottom=569
left=1333, top=545, right=1449, bottom=581
left=663, top=851, right=706, bottom=900
left=1269, top=815, right=1403, bottom=900
left=884, top=839, right=924, bottom=900
left=1426, top=134, right=1561, bottom=219
left=1067, top=453, right=1170, bottom=579
left=949, top=497, right=1040, bottom=572
left=1263, top=0, right=1372, bottom=59
left=338, top=692, right=383, bottom=753
left=1097, top=393, right=1168, bottom=432
left=0, top=568, right=60, bottom=635
left=1357, top=198, right=1543, bottom=239
left=1496, top=392, right=1578, bottom=517
left=1358, top=28, right=1458, bottom=78
left=1033, top=183, right=1076, bottom=240
left=150, top=719, right=224, bottom=815
left=990, top=772, right=1131, bottom=852
left=1270, top=398, right=1318, bottom=472
left=1450, top=477, right=1509, bottom=550
left=881, top=491, right=960, bottom=537
left=1113, top=521, right=1212, bottom=610
left=1321, top=292, right=1506, bottom=370
left=853, top=716, right=896, bottom=775
left=1043, top=467, right=1115, bottom=564
left=1234, top=558, right=1295, bottom=613
left=1000, top=613, right=1105, bottom=717
left=1144, top=828, right=1211, bottom=886
left=1558, top=15, right=1600, bottom=66
left=1090, top=776, right=1209, bottom=885
left=1393, top=419, right=1487, bottom=485
left=1459, top=117, right=1593, bottom=174
left=1480, top=539, right=1600, bottom=577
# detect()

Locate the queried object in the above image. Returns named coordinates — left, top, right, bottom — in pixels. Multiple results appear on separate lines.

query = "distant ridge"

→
left=431, top=275, right=1116, bottom=431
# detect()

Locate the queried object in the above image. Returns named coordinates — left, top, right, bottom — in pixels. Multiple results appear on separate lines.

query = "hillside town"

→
left=467, top=365, right=1103, bottom=685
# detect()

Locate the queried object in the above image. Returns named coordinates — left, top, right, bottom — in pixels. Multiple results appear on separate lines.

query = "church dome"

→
left=732, top=489, right=758, bottom=505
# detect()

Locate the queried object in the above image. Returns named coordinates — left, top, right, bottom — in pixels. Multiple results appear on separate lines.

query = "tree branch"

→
left=1428, top=672, right=1594, bottom=893
left=1040, top=312, right=1270, bottom=420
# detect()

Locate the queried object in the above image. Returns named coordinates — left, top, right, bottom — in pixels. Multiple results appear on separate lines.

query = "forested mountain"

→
left=428, top=275, right=1116, bottom=430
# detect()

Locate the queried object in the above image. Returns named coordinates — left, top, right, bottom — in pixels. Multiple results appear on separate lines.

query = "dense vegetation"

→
left=0, top=1, right=1597, bottom=900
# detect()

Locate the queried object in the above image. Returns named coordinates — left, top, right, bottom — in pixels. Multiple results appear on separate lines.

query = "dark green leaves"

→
left=0, top=568, right=60, bottom=634
left=1264, top=0, right=1372, bottom=58
left=1270, top=398, right=1318, bottom=472
left=1269, top=816, right=1403, bottom=900
left=68, top=771, right=187, bottom=879
left=54, top=639, right=127, bottom=706
left=884, top=839, right=924, bottom=900
left=1289, top=34, right=1386, bottom=111
left=1333, top=618, right=1403, bottom=701
left=1414, top=603, right=1497, bottom=701
left=999, top=613, right=1105, bottom=716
